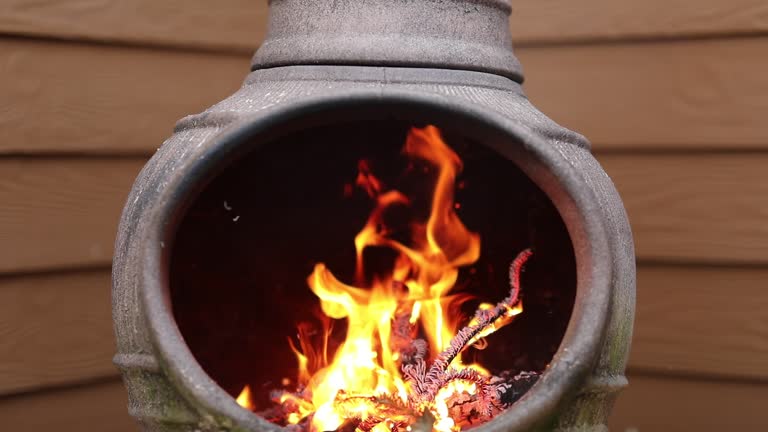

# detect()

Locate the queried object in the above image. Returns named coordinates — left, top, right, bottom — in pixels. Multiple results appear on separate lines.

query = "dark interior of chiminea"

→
left=169, top=118, right=576, bottom=419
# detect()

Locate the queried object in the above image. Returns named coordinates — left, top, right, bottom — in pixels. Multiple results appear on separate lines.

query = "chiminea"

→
left=112, top=1, right=635, bottom=431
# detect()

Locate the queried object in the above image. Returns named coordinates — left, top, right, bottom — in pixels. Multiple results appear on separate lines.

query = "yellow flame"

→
left=466, top=302, right=524, bottom=348
left=277, top=126, right=521, bottom=431
left=236, top=385, right=254, bottom=411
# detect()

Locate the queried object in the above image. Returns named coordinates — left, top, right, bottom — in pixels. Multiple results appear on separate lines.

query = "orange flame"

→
left=275, top=126, right=520, bottom=432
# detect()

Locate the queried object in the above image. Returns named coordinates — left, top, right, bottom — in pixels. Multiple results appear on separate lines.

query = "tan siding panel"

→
left=1, top=375, right=767, bottom=432
left=0, top=264, right=765, bottom=397
left=0, top=0, right=264, bottom=52
left=629, top=265, right=768, bottom=379
left=520, top=37, right=768, bottom=150
left=0, top=380, right=135, bottom=432
left=0, top=38, right=249, bottom=154
left=1, top=153, right=766, bottom=273
left=3, top=38, right=768, bottom=154
left=610, top=374, right=768, bottom=431
left=0, top=158, right=143, bottom=273
left=600, top=153, right=768, bottom=264
left=0, top=271, right=116, bottom=396
left=514, top=0, right=768, bottom=44
left=2, top=1, right=768, bottom=50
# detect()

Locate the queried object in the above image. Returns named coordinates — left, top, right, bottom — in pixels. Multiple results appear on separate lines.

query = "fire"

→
left=236, top=385, right=254, bottom=411
left=240, top=126, right=530, bottom=431
left=433, top=380, right=477, bottom=432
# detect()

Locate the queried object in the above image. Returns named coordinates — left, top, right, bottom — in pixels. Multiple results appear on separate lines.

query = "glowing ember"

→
left=236, top=385, right=254, bottom=411
left=239, top=126, right=535, bottom=431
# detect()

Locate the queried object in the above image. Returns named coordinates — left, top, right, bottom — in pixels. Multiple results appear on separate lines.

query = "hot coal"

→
left=262, top=250, right=538, bottom=432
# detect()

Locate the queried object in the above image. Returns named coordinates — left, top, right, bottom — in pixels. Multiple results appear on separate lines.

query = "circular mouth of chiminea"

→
left=166, top=107, right=579, bottom=432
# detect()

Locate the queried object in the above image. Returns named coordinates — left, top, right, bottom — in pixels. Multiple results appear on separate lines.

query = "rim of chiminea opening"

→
left=138, top=91, right=612, bottom=432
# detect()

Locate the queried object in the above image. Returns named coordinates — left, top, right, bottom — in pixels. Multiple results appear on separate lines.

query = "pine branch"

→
left=405, top=249, right=533, bottom=405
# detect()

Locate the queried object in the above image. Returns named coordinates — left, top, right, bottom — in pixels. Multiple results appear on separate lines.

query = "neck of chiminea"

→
left=251, top=0, right=523, bottom=82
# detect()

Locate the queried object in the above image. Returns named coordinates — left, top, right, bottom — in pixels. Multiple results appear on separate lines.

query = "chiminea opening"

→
left=166, top=105, right=576, bottom=431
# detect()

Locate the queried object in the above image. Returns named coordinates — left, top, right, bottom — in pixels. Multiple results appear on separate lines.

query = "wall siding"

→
left=4, top=37, right=768, bottom=154
left=2, top=265, right=765, bottom=398
left=1, top=155, right=765, bottom=274
left=1, top=0, right=768, bottom=50
left=0, top=1, right=763, bottom=431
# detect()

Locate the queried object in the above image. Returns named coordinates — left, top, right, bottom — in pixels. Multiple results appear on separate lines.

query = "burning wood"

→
left=403, top=250, right=534, bottom=426
left=256, top=251, right=536, bottom=432
left=239, top=126, right=539, bottom=431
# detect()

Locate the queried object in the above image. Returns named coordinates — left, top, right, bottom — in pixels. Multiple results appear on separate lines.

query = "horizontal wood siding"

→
left=0, top=1, right=765, bottom=430
left=1, top=154, right=765, bottom=274
left=0, top=0, right=265, bottom=52
left=0, top=271, right=116, bottom=395
left=0, top=158, right=143, bottom=273
left=5, top=373, right=768, bottom=432
left=514, top=0, right=768, bottom=44
left=630, top=265, right=768, bottom=379
left=4, top=37, right=768, bottom=154
left=599, top=153, right=768, bottom=264
left=2, top=0, right=768, bottom=50
left=521, top=38, right=768, bottom=150
left=610, top=374, right=768, bottom=431
left=0, top=38, right=247, bottom=155
left=0, top=379, right=134, bottom=431
left=2, top=265, right=765, bottom=397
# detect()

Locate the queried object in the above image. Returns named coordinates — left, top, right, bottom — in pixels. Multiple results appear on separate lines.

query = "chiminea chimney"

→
left=253, top=0, right=522, bottom=81
left=113, top=1, right=635, bottom=431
